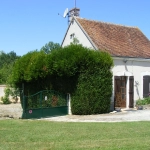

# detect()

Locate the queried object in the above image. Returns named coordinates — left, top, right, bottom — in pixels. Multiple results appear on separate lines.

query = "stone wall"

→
left=0, top=85, right=20, bottom=103
left=0, top=85, right=6, bottom=98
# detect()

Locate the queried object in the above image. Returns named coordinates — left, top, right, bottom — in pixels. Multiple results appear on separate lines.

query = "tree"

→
left=72, top=37, right=79, bottom=45
left=0, top=51, right=20, bottom=84
left=40, top=41, right=61, bottom=54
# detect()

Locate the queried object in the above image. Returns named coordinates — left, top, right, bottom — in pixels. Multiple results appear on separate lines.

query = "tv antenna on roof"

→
left=75, top=0, right=76, bottom=8
left=58, top=8, right=69, bottom=19
left=58, top=0, right=80, bottom=25
left=63, top=8, right=69, bottom=18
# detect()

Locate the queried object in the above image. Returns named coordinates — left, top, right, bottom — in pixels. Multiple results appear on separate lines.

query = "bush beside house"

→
left=10, top=44, right=113, bottom=115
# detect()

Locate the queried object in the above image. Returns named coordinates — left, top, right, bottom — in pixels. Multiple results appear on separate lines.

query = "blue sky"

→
left=0, top=0, right=150, bottom=56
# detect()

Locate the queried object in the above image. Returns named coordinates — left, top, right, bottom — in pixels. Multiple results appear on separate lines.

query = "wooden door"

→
left=129, top=76, right=134, bottom=108
left=115, top=76, right=126, bottom=108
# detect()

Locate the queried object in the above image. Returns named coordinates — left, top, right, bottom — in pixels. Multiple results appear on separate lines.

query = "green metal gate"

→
left=22, top=90, right=68, bottom=119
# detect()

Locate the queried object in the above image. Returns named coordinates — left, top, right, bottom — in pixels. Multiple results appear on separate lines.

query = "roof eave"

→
left=113, top=56, right=150, bottom=62
left=74, top=17, right=98, bottom=50
left=61, top=20, right=72, bottom=47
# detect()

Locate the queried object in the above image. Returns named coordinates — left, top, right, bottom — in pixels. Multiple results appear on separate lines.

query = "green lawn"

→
left=0, top=120, right=150, bottom=150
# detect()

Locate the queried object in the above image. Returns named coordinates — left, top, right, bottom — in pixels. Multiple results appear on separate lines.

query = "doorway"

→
left=114, top=76, right=126, bottom=108
left=114, top=76, right=134, bottom=108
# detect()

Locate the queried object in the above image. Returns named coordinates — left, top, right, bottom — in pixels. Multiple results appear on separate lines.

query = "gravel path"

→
left=0, top=103, right=150, bottom=122
left=41, top=109, right=150, bottom=122
left=0, top=103, right=22, bottom=119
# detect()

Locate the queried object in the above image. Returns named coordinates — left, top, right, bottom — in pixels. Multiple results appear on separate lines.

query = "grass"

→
left=0, top=120, right=150, bottom=150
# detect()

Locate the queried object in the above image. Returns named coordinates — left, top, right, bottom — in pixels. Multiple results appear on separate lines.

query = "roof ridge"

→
left=75, top=16, right=138, bottom=29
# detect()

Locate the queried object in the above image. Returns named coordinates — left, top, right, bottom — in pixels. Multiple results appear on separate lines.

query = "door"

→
left=115, top=76, right=126, bottom=108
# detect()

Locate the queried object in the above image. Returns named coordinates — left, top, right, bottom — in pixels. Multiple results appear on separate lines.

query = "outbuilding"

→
left=62, top=16, right=150, bottom=109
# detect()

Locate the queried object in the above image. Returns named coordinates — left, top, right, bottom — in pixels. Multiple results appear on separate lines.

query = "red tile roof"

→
left=76, top=17, right=150, bottom=58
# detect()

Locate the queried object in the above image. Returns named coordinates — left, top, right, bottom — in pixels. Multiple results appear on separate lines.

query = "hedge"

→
left=11, top=44, right=113, bottom=114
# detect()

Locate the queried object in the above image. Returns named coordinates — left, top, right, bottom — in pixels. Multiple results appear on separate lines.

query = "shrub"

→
left=11, top=44, right=113, bottom=114
left=1, top=87, right=11, bottom=104
left=136, top=97, right=150, bottom=106
left=10, top=88, right=20, bottom=103
left=71, top=49, right=113, bottom=115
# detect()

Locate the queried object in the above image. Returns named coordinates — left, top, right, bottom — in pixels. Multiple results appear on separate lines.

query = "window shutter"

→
left=129, top=76, right=134, bottom=108
left=143, top=76, right=150, bottom=98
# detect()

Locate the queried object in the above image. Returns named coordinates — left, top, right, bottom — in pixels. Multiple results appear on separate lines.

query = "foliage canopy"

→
left=0, top=51, right=20, bottom=84
left=40, top=41, right=61, bottom=54
left=11, top=44, right=113, bottom=114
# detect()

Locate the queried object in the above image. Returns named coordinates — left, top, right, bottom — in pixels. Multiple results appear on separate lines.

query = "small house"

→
left=62, top=16, right=150, bottom=109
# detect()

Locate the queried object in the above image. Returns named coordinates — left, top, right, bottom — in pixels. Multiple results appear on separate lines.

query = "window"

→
left=70, top=33, right=75, bottom=39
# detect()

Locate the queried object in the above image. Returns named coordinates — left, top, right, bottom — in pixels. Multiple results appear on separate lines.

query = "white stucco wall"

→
left=0, top=85, right=6, bottom=98
left=112, top=57, right=150, bottom=106
left=62, top=19, right=95, bottom=49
